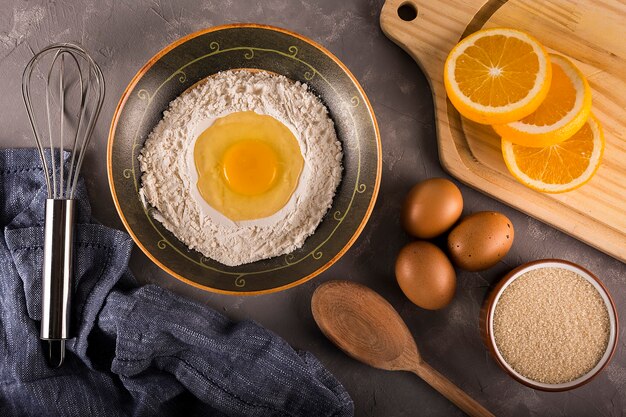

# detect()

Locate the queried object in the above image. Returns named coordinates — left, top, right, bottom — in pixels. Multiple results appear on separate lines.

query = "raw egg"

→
left=401, top=178, right=463, bottom=238
left=447, top=211, right=514, bottom=271
left=395, top=241, right=456, bottom=310
left=193, top=111, right=304, bottom=221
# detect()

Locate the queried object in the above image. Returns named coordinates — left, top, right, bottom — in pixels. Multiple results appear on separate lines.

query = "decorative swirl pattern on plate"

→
left=209, top=41, right=220, bottom=52
left=350, top=96, right=360, bottom=107
left=284, top=253, right=296, bottom=265
left=157, top=239, right=167, bottom=249
left=243, top=49, right=255, bottom=60
left=175, top=70, right=187, bottom=83
left=334, top=210, right=343, bottom=221
left=137, top=89, right=150, bottom=101
left=234, top=275, right=246, bottom=287
left=123, top=169, right=133, bottom=179
left=304, top=70, right=315, bottom=81
left=288, top=45, right=298, bottom=57
left=357, top=184, right=366, bottom=193
left=312, top=251, right=323, bottom=260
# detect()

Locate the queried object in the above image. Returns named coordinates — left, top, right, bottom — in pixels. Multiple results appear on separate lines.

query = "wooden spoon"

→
left=311, top=280, right=494, bottom=417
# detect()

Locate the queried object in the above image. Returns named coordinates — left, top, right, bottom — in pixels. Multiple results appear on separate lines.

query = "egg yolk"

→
left=194, top=111, right=304, bottom=221
left=222, top=140, right=278, bottom=196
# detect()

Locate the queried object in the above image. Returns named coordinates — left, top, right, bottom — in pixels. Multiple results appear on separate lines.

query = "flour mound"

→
left=139, top=70, right=342, bottom=266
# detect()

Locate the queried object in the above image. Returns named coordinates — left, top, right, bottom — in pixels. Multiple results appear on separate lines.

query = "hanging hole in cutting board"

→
left=397, top=2, right=418, bottom=21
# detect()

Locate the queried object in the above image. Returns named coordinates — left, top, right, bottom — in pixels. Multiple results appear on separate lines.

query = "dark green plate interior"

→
left=108, top=24, right=381, bottom=294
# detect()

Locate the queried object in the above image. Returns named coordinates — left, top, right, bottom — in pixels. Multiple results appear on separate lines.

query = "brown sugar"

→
left=493, top=267, right=610, bottom=384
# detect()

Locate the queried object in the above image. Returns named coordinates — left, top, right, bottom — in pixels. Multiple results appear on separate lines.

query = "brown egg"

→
left=395, top=241, right=456, bottom=310
left=447, top=211, right=514, bottom=271
left=401, top=178, right=463, bottom=238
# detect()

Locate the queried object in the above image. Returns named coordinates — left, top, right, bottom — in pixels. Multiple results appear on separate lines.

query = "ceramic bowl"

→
left=481, top=259, right=618, bottom=391
left=108, top=24, right=381, bottom=295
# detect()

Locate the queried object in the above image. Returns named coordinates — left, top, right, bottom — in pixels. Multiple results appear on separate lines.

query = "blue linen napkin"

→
left=0, top=148, right=353, bottom=417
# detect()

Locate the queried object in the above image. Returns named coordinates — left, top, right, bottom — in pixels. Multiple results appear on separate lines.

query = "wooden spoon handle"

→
left=412, top=361, right=494, bottom=417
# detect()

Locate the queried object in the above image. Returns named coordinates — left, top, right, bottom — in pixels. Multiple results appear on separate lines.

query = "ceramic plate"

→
left=108, top=24, right=381, bottom=294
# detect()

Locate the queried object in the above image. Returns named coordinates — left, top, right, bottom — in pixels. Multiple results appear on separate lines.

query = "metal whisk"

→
left=22, top=43, right=105, bottom=368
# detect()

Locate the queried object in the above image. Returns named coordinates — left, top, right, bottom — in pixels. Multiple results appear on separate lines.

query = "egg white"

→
left=184, top=111, right=310, bottom=228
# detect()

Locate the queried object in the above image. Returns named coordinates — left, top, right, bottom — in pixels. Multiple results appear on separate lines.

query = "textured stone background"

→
left=1, top=0, right=624, bottom=415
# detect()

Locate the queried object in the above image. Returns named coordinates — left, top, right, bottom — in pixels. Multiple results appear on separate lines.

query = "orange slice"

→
left=444, top=28, right=552, bottom=125
left=493, top=54, right=592, bottom=147
left=502, top=114, right=604, bottom=193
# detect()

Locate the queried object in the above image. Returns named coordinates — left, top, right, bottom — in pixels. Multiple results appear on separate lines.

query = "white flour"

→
left=139, top=70, right=342, bottom=266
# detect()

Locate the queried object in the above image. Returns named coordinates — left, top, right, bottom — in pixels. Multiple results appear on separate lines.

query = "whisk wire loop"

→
left=22, top=42, right=105, bottom=200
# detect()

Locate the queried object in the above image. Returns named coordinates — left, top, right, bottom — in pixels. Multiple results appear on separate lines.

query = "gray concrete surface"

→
left=1, top=0, right=625, bottom=415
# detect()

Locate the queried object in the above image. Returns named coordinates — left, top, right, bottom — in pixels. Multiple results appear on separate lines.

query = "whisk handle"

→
left=41, top=199, right=75, bottom=350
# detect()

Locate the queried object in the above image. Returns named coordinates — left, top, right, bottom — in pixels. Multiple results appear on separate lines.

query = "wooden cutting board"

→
left=380, top=0, right=626, bottom=262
